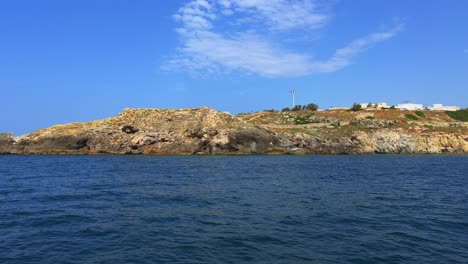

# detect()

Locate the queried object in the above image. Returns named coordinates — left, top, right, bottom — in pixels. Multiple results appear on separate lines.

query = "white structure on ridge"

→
left=359, top=103, right=369, bottom=109
left=376, top=102, right=390, bottom=109
left=396, top=101, right=423, bottom=110
left=428, top=104, right=460, bottom=111
left=327, top=107, right=349, bottom=110
left=359, top=102, right=389, bottom=109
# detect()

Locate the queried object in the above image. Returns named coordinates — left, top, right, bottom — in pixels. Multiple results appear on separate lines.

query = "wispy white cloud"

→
left=162, top=0, right=403, bottom=77
left=314, top=25, right=404, bottom=73
left=464, top=49, right=468, bottom=54
left=228, top=0, right=328, bottom=30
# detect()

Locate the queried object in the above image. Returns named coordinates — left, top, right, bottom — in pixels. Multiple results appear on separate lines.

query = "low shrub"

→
left=446, top=109, right=468, bottom=122
left=405, top=114, right=419, bottom=121
left=304, top=103, right=319, bottom=111
left=291, top=105, right=303, bottom=111
left=351, top=103, right=362, bottom=111
left=415, top=110, right=426, bottom=118
left=294, top=116, right=311, bottom=125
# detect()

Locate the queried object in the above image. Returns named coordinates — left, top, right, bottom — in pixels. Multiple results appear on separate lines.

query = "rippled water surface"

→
left=0, top=155, right=467, bottom=263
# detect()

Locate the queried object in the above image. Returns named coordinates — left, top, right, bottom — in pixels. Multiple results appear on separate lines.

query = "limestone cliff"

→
left=1, top=108, right=467, bottom=154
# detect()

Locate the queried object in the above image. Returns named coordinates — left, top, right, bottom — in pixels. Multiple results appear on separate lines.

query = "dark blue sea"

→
left=0, top=155, right=467, bottom=264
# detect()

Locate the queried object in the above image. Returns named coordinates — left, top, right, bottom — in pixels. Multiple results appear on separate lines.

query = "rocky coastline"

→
left=1, top=107, right=467, bottom=155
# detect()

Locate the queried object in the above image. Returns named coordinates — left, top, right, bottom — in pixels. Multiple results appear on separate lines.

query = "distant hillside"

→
left=1, top=108, right=467, bottom=155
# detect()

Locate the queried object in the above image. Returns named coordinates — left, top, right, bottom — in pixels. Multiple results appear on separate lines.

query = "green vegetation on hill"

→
left=405, top=114, right=419, bottom=120
left=291, top=105, right=303, bottom=111
left=350, top=103, right=362, bottom=111
left=304, top=103, right=319, bottom=111
left=281, top=103, right=319, bottom=112
left=294, top=116, right=312, bottom=125
left=446, top=109, right=468, bottom=122
left=415, top=111, right=426, bottom=118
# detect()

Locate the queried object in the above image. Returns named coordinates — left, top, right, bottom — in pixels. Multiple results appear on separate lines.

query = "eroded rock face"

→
left=351, top=131, right=468, bottom=154
left=121, top=126, right=138, bottom=134
left=0, top=133, right=15, bottom=154
left=0, top=108, right=467, bottom=155
left=3, top=108, right=283, bottom=155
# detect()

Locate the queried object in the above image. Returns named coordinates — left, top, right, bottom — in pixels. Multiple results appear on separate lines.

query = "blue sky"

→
left=1, top=0, right=467, bottom=135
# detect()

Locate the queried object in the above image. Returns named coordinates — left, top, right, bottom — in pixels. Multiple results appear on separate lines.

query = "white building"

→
left=376, top=102, right=389, bottom=109
left=396, top=102, right=424, bottom=110
left=429, top=104, right=460, bottom=111
left=327, top=107, right=349, bottom=110
left=359, top=103, right=370, bottom=109
left=360, top=102, right=389, bottom=109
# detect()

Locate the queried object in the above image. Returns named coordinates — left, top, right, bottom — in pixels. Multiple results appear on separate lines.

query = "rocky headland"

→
left=1, top=107, right=467, bottom=155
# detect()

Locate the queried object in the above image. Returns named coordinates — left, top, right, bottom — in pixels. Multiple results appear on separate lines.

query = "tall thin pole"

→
left=293, top=92, right=295, bottom=108
left=291, top=89, right=295, bottom=108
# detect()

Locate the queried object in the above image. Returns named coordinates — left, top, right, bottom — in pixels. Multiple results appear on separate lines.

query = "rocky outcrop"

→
left=5, top=108, right=283, bottom=155
left=0, top=133, right=15, bottom=154
left=1, top=108, right=467, bottom=155
left=352, top=131, right=468, bottom=154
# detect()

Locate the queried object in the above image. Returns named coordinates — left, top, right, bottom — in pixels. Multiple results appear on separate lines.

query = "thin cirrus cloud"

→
left=162, top=0, right=403, bottom=77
